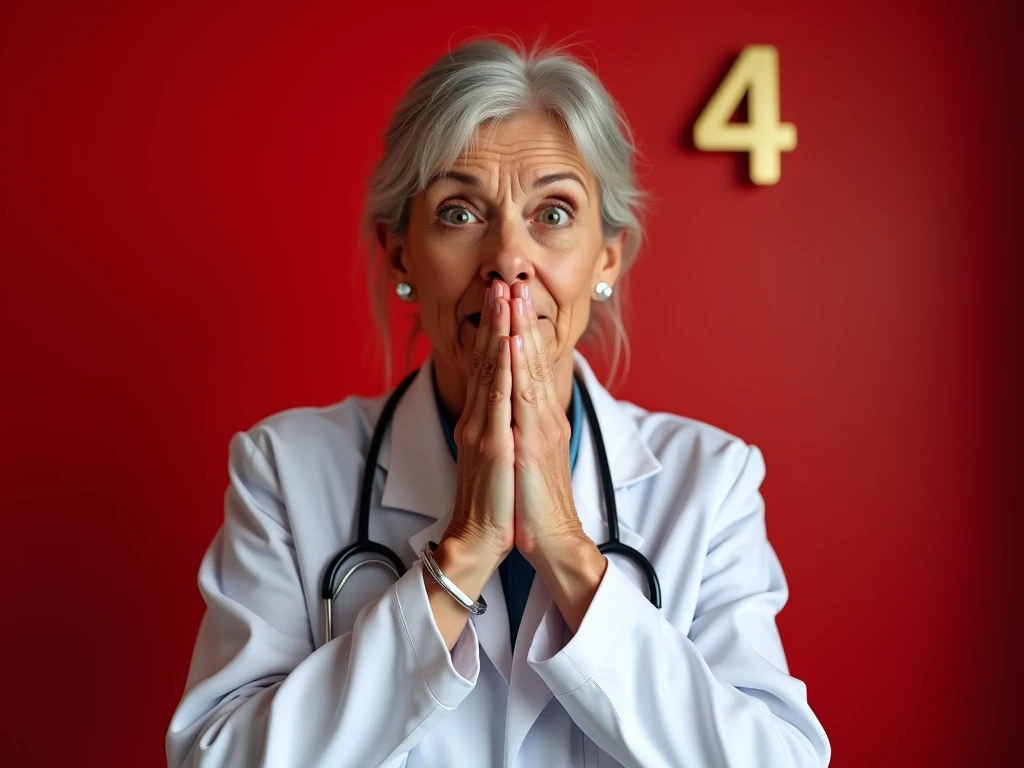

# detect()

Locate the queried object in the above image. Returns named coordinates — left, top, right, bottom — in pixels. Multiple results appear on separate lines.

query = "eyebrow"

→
left=425, top=170, right=589, bottom=198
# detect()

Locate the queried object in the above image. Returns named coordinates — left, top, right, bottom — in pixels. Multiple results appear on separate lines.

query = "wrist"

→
left=518, top=517, right=588, bottom=564
left=529, top=533, right=606, bottom=633
left=442, top=520, right=513, bottom=563
left=531, top=532, right=604, bottom=579
left=432, top=535, right=502, bottom=601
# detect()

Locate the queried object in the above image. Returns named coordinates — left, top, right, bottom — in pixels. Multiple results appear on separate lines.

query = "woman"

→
left=167, top=37, right=830, bottom=768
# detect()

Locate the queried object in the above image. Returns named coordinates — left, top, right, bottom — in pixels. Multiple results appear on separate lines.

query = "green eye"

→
left=438, top=205, right=478, bottom=225
left=536, top=202, right=577, bottom=227
left=538, top=206, right=569, bottom=226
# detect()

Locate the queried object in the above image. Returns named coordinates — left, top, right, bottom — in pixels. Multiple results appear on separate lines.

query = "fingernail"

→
left=500, top=337, right=509, bottom=356
left=516, top=298, right=525, bottom=317
left=523, top=284, right=531, bottom=305
left=515, top=335, right=523, bottom=350
left=494, top=297, right=502, bottom=318
left=493, top=282, right=504, bottom=300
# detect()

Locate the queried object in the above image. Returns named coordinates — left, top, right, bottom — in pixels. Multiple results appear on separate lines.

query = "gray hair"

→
left=358, top=34, right=651, bottom=390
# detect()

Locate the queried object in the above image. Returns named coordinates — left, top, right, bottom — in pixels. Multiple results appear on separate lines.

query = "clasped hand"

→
left=445, top=279, right=588, bottom=571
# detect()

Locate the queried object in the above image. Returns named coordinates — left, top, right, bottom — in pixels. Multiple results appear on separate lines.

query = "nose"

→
left=478, top=219, right=535, bottom=290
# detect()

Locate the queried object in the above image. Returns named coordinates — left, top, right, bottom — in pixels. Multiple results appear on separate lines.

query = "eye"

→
left=536, top=202, right=574, bottom=228
left=437, top=204, right=479, bottom=226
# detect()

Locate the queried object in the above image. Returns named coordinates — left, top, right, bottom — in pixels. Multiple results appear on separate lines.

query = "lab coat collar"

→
left=377, top=349, right=661, bottom=727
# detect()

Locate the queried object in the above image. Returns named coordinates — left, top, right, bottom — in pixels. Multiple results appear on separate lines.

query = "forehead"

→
left=443, top=112, right=594, bottom=187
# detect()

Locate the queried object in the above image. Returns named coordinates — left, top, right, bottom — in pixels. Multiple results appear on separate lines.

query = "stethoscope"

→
left=320, top=367, right=661, bottom=643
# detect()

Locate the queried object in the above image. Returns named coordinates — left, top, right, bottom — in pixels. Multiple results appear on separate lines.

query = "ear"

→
left=595, top=228, right=626, bottom=287
left=375, top=221, right=409, bottom=285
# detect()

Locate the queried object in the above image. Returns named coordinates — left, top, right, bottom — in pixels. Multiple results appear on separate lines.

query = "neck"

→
left=432, top=351, right=575, bottom=424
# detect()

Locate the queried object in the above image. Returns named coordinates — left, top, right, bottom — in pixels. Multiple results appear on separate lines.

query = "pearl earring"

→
left=594, top=281, right=613, bottom=301
left=395, top=282, right=415, bottom=302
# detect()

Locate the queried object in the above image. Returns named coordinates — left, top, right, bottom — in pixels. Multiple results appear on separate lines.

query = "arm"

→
left=166, top=430, right=480, bottom=768
left=528, top=444, right=831, bottom=768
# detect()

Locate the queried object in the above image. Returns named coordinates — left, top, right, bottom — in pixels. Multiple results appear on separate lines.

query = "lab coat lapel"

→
left=376, top=357, right=514, bottom=685
left=377, top=357, right=455, bottom=523
left=503, top=351, right=658, bottom=767
left=566, top=350, right=660, bottom=552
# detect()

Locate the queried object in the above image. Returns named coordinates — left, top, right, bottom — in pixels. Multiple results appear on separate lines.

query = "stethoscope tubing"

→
left=320, top=367, right=661, bottom=642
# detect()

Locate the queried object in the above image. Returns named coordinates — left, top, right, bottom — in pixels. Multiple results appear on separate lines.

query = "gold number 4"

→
left=694, top=45, right=797, bottom=185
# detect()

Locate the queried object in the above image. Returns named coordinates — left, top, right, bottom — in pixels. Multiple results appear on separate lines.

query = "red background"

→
left=2, top=1, right=1020, bottom=765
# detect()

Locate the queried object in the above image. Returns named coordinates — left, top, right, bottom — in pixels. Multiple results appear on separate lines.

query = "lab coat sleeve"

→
left=528, top=444, right=831, bottom=768
left=166, top=430, right=480, bottom=768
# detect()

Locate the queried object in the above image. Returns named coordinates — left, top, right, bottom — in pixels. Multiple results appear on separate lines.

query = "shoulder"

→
left=224, top=393, right=389, bottom=510
left=616, top=396, right=765, bottom=508
left=244, top=394, right=383, bottom=462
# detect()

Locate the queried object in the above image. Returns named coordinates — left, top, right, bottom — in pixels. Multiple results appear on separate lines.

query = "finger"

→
left=522, top=285, right=557, bottom=398
left=470, top=295, right=510, bottom=431
left=509, top=330, right=540, bottom=431
left=462, top=285, right=494, bottom=420
left=510, top=295, right=552, bottom=400
left=487, top=336, right=513, bottom=438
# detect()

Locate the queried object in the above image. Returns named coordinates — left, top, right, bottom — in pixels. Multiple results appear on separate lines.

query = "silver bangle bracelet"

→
left=419, top=544, right=488, bottom=615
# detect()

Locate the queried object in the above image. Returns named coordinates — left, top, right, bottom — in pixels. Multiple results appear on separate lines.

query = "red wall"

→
left=2, top=1, right=1020, bottom=765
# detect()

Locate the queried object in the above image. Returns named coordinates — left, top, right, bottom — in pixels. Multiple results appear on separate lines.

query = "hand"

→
left=443, top=281, right=515, bottom=565
left=507, top=282, right=586, bottom=560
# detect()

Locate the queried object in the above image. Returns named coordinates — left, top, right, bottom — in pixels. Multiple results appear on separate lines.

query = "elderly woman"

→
left=167, top=37, right=830, bottom=768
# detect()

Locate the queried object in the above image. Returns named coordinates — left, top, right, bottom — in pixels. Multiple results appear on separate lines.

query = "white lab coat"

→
left=167, top=351, right=830, bottom=767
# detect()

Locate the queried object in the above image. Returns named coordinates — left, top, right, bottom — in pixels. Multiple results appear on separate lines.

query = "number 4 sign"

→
left=693, top=45, right=797, bottom=185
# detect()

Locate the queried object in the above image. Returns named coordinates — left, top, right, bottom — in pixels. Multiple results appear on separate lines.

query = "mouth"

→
left=466, top=312, right=547, bottom=328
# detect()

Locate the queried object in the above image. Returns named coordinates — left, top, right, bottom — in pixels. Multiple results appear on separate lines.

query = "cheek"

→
left=544, top=259, right=592, bottom=307
left=547, top=297, right=591, bottom=352
left=555, top=283, right=593, bottom=319
left=407, top=222, right=474, bottom=292
left=408, top=252, right=475, bottom=334
left=541, top=318, right=561, bottom=347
